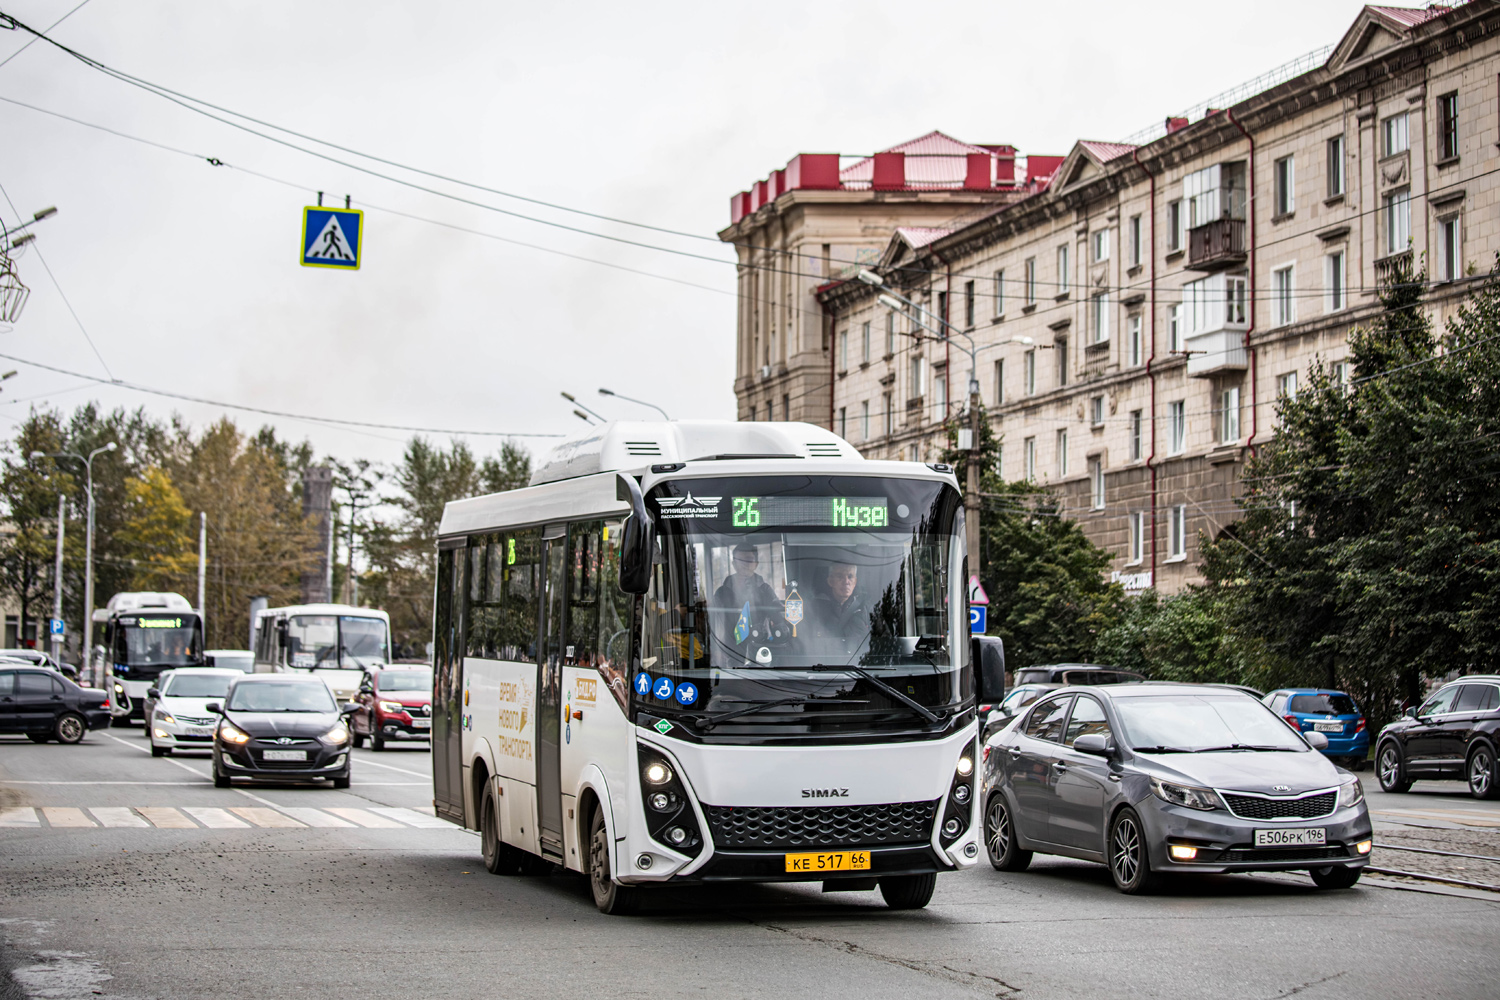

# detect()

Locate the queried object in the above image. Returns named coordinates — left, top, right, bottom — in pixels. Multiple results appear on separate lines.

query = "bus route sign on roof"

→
left=301, top=206, right=363, bottom=270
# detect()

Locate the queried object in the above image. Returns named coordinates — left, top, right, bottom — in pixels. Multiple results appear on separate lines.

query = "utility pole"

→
left=50, top=493, right=64, bottom=667
left=346, top=504, right=358, bottom=606
left=197, top=512, right=207, bottom=631
left=967, top=385, right=981, bottom=574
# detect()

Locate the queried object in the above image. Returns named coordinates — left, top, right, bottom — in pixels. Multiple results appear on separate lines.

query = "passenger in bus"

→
left=713, top=544, right=781, bottom=643
left=812, top=562, right=869, bottom=643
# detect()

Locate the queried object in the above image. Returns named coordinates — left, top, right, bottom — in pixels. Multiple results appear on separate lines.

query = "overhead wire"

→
left=0, top=0, right=91, bottom=71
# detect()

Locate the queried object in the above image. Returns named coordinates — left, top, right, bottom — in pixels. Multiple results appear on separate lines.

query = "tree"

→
left=0, top=411, right=74, bottom=650
left=116, top=466, right=196, bottom=592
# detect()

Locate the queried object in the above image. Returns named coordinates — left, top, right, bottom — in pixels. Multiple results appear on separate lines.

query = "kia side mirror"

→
left=1305, top=731, right=1330, bottom=750
left=1072, top=733, right=1114, bottom=757
left=971, top=635, right=1006, bottom=705
left=204, top=702, right=221, bottom=715
left=616, top=474, right=654, bottom=595
left=147, top=687, right=160, bottom=699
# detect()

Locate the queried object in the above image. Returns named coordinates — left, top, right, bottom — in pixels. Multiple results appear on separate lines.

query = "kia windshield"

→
left=638, top=475, right=970, bottom=742
left=1117, top=695, right=1308, bottom=753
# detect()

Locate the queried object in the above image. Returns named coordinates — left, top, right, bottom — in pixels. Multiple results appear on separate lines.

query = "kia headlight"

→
left=378, top=701, right=404, bottom=713
left=323, top=725, right=350, bottom=744
left=219, top=722, right=252, bottom=745
left=1149, top=776, right=1222, bottom=812
left=1338, top=776, right=1364, bottom=808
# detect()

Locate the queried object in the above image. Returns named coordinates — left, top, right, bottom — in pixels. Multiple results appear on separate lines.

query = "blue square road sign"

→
left=301, top=207, right=363, bottom=269
left=969, top=606, right=987, bottom=634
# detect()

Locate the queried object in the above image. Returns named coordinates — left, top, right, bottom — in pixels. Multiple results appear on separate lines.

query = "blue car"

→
left=1264, top=689, right=1368, bottom=770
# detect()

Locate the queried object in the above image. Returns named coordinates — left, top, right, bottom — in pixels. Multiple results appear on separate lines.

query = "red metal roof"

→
left=1078, top=140, right=1138, bottom=163
left=840, top=131, right=1007, bottom=190
left=1367, top=4, right=1455, bottom=29
left=893, top=226, right=954, bottom=250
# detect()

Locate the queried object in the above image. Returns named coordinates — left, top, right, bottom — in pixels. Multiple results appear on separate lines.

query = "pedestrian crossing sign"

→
left=301, top=206, right=363, bottom=270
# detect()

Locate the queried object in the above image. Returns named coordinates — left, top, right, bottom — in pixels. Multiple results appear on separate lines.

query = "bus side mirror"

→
left=616, top=474, right=654, bottom=595
left=972, top=635, right=1005, bottom=705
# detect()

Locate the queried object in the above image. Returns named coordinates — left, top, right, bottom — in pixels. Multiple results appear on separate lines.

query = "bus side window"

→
left=503, top=529, right=542, bottom=662
left=466, top=535, right=500, bottom=660
left=597, top=520, right=630, bottom=710
left=434, top=548, right=453, bottom=693
left=567, top=521, right=602, bottom=668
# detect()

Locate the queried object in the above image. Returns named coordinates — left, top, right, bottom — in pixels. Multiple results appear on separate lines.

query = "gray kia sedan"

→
left=980, top=683, right=1372, bottom=893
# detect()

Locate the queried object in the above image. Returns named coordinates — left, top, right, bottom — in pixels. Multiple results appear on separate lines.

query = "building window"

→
left=1278, top=372, right=1298, bottom=400
left=882, top=391, right=894, bottom=436
left=1327, top=135, right=1345, bottom=196
left=885, top=312, right=896, bottom=356
left=1385, top=188, right=1411, bottom=255
left=861, top=321, right=871, bottom=364
left=1168, top=400, right=1186, bottom=455
left=1273, top=155, right=1294, bottom=216
left=838, top=406, right=846, bottom=439
left=747, top=403, right=756, bottom=422
left=1090, top=395, right=1105, bottom=427
left=993, top=269, right=1005, bottom=317
left=838, top=328, right=848, bottom=371
left=910, top=300, right=924, bottom=335
left=1056, top=338, right=1069, bottom=387
left=1057, top=245, right=1070, bottom=295
left=1168, top=505, right=1187, bottom=560
left=1272, top=264, right=1295, bottom=327
left=1333, top=362, right=1353, bottom=396
left=995, top=443, right=1004, bottom=478
left=994, top=359, right=1005, bottom=406
left=933, top=371, right=947, bottom=422
left=1128, top=511, right=1145, bottom=565
left=1024, top=350, right=1037, bottom=395
left=910, top=356, right=927, bottom=399
left=1437, top=216, right=1461, bottom=282
left=1182, top=272, right=1248, bottom=335
left=964, top=280, right=976, bottom=329
left=1024, top=258, right=1036, bottom=304
left=1024, top=437, right=1036, bottom=481
left=1091, top=292, right=1110, bottom=344
left=1092, top=228, right=1109, bottom=262
left=860, top=400, right=870, bottom=440
left=1166, top=200, right=1183, bottom=252
left=782, top=394, right=789, bottom=421
left=1219, top=386, right=1240, bottom=444
left=1129, top=409, right=1143, bottom=461
left=1168, top=304, right=1183, bottom=353
left=1057, top=429, right=1069, bottom=477
left=1326, top=251, right=1346, bottom=311
left=1089, top=457, right=1105, bottom=510
left=1128, top=314, right=1143, bottom=367
left=937, top=291, right=948, bottom=330
left=1129, top=215, right=1142, bottom=267
left=1383, top=112, right=1409, bottom=156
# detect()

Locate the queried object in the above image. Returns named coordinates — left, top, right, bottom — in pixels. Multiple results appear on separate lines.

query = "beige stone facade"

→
left=763, top=2, right=1500, bottom=594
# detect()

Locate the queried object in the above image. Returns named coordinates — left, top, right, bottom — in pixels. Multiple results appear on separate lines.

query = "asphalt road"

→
left=3, top=727, right=1499, bottom=1000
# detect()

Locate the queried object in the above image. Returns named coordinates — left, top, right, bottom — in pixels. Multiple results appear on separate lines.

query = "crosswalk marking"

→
left=137, top=807, right=196, bottom=828
left=41, top=807, right=94, bottom=827
left=183, top=807, right=250, bottom=829
left=0, top=807, right=40, bottom=826
left=229, top=807, right=305, bottom=828
left=369, top=806, right=452, bottom=828
left=276, top=807, right=357, bottom=828
left=324, top=807, right=404, bottom=828
left=89, top=807, right=150, bottom=828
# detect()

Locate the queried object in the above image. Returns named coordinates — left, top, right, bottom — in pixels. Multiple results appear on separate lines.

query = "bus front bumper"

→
left=630, top=844, right=955, bottom=885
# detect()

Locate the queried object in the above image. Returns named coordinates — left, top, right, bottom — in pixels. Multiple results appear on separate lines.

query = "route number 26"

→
left=732, top=498, right=760, bottom=527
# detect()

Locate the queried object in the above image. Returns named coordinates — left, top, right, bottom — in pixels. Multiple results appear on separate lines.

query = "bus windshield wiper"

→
left=693, top=698, right=807, bottom=730
left=1132, top=745, right=1194, bottom=754
left=806, top=664, right=941, bottom=724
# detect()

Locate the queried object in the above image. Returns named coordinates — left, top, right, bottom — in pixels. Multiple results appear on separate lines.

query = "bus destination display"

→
left=731, top=496, right=888, bottom=528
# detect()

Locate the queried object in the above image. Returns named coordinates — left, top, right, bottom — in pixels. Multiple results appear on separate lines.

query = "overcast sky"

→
left=0, top=0, right=1372, bottom=470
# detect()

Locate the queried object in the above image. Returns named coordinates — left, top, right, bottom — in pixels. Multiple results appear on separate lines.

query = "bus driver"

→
left=813, top=561, right=868, bottom=644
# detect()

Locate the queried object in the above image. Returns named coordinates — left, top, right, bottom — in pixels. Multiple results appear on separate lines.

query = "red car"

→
left=350, top=667, right=432, bottom=751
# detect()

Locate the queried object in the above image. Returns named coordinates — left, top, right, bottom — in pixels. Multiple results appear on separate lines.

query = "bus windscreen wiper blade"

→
left=694, top=697, right=806, bottom=730
left=807, top=664, right=940, bottom=724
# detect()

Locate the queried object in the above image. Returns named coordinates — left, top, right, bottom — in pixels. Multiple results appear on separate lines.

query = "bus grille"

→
left=703, top=800, right=938, bottom=850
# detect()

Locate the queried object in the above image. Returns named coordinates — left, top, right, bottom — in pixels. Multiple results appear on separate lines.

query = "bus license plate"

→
left=412, top=719, right=431, bottom=728
left=1254, top=828, right=1326, bottom=847
left=263, top=750, right=307, bottom=762
left=785, top=851, right=871, bottom=873
left=1314, top=721, right=1344, bottom=732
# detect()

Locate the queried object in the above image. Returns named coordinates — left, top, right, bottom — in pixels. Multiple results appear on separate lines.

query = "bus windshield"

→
left=286, top=615, right=390, bottom=669
left=114, top=615, right=202, bottom=667
left=640, top=475, right=969, bottom=739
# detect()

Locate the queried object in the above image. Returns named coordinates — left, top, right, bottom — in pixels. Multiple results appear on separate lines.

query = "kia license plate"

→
left=412, top=718, right=431, bottom=728
left=785, top=850, right=871, bottom=873
left=263, top=749, right=307, bottom=762
left=1254, top=827, right=1326, bottom=847
left=1314, top=721, right=1343, bottom=732
left=186, top=726, right=215, bottom=737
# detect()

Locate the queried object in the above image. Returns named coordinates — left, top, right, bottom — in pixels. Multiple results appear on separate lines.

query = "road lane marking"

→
left=104, top=732, right=213, bottom=780
left=183, top=807, right=249, bottom=829
left=368, top=806, right=453, bottom=828
left=137, top=807, right=197, bottom=828
left=41, top=807, right=95, bottom=827
left=276, top=807, right=356, bottom=828
left=0, top=807, right=39, bottom=826
left=229, top=807, right=306, bottom=828
left=351, top=758, right=431, bottom=778
left=88, top=807, right=149, bottom=828
left=0, top=781, right=205, bottom=785
left=323, top=807, right=404, bottom=828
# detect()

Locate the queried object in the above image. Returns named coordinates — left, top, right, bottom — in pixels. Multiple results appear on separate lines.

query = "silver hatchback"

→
left=980, top=683, right=1372, bottom=893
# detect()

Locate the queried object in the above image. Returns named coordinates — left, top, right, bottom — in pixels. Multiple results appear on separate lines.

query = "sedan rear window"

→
left=227, top=682, right=336, bottom=713
left=1288, top=693, right=1357, bottom=715
left=1115, top=695, right=1306, bottom=752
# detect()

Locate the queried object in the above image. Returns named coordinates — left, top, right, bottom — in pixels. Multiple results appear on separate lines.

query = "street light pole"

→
left=32, top=441, right=116, bottom=686
left=598, top=387, right=671, bottom=421
left=50, top=492, right=64, bottom=668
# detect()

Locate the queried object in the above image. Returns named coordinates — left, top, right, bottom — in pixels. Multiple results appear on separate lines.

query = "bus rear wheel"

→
left=588, top=804, right=639, bottom=915
left=879, top=873, right=936, bottom=910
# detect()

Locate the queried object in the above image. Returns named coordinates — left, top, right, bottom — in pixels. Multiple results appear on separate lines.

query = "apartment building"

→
left=718, top=133, right=1063, bottom=427
left=803, top=2, right=1500, bottom=593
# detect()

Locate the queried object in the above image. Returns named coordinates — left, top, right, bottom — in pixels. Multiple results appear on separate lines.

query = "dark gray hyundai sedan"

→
left=980, top=683, right=1372, bottom=893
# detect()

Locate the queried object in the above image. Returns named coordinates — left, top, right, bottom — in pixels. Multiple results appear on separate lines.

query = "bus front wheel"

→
left=879, top=873, right=936, bottom=910
left=588, top=804, right=640, bottom=915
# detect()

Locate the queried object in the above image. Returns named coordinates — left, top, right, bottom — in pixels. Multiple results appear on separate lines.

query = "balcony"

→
left=1374, top=249, right=1413, bottom=288
left=1187, top=218, right=1247, bottom=271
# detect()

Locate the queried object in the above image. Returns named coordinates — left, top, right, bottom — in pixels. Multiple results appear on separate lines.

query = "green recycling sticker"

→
left=653, top=718, right=674, bottom=735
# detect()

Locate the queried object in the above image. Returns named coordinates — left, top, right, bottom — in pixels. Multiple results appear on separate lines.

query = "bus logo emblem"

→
left=653, top=719, right=674, bottom=736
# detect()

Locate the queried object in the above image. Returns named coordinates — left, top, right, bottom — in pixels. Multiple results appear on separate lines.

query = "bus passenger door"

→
left=431, top=545, right=465, bottom=823
left=537, top=528, right=567, bottom=860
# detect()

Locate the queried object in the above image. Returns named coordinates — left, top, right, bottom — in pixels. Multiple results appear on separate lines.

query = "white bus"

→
left=433, top=421, right=1003, bottom=913
left=252, top=603, right=394, bottom=705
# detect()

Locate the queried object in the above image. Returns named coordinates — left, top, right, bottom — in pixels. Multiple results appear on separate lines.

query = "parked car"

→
left=350, top=667, right=433, bottom=751
left=1264, top=689, right=1369, bottom=770
left=0, top=665, right=111, bottom=743
left=1011, top=664, right=1146, bottom=686
left=1375, top=675, right=1500, bottom=799
left=144, top=668, right=243, bottom=756
left=206, top=674, right=356, bottom=788
left=204, top=649, right=254, bottom=673
left=1, top=648, right=79, bottom=681
left=981, top=683, right=1372, bottom=893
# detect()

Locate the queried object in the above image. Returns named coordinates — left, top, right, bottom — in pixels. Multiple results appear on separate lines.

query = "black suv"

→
left=1011, top=664, right=1146, bottom=686
left=1376, top=675, right=1500, bottom=799
left=0, top=666, right=111, bottom=743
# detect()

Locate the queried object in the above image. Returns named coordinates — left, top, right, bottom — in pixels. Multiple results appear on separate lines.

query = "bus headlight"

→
left=643, top=761, right=672, bottom=786
left=956, top=755, right=974, bottom=778
left=637, top=748, right=701, bottom=858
